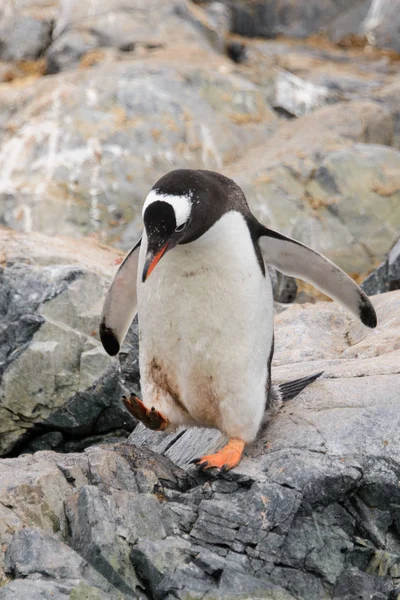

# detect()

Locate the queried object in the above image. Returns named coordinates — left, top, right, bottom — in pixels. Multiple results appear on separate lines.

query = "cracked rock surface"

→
left=0, top=285, right=399, bottom=598
left=0, top=227, right=139, bottom=456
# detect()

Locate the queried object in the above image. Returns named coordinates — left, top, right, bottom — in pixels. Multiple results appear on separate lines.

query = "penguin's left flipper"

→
left=193, top=438, right=245, bottom=472
left=122, top=394, right=169, bottom=431
left=258, top=226, right=377, bottom=328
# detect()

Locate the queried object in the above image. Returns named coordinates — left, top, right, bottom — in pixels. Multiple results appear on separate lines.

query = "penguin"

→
left=100, top=169, right=377, bottom=471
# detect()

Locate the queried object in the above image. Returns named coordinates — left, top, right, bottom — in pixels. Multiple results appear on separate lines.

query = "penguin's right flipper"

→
left=278, top=371, right=323, bottom=402
left=258, top=227, right=377, bottom=328
left=100, top=237, right=141, bottom=356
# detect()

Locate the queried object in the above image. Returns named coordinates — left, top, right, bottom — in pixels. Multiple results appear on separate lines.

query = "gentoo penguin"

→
left=100, top=169, right=377, bottom=471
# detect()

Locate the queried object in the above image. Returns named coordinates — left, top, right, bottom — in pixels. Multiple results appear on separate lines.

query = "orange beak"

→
left=142, top=243, right=169, bottom=282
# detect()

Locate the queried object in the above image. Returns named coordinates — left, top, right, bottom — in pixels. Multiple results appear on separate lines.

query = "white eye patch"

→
left=142, top=190, right=192, bottom=228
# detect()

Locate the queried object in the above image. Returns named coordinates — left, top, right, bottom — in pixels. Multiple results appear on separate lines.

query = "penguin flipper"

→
left=100, top=237, right=141, bottom=356
left=258, top=227, right=377, bottom=328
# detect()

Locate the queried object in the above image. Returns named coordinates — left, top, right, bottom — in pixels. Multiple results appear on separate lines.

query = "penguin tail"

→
left=278, top=371, right=323, bottom=402
left=264, top=372, right=323, bottom=424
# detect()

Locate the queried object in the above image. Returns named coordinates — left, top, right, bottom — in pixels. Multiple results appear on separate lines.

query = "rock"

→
left=376, top=76, right=400, bottom=151
left=268, top=267, right=298, bottom=303
left=274, top=70, right=340, bottom=117
left=333, top=567, right=393, bottom=599
left=0, top=290, right=400, bottom=598
left=362, top=0, right=400, bottom=53
left=46, top=30, right=100, bottom=74
left=227, top=102, right=398, bottom=275
left=361, top=238, right=400, bottom=295
left=220, top=0, right=369, bottom=39
left=0, top=57, right=276, bottom=247
left=327, top=0, right=400, bottom=55
left=45, top=0, right=227, bottom=73
left=0, top=15, right=52, bottom=62
left=0, top=228, right=137, bottom=456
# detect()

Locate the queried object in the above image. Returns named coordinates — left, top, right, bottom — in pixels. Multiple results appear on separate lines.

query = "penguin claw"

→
left=121, top=394, right=169, bottom=431
left=193, top=439, right=245, bottom=472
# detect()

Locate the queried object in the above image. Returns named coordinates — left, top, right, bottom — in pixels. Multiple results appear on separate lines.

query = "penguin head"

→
left=141, top=168, right=249, bottom=282
left=141, top=186, right=193, bottom=282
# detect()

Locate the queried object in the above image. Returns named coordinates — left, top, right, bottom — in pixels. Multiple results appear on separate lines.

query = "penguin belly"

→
left=137, top=211, right=274, bottom=443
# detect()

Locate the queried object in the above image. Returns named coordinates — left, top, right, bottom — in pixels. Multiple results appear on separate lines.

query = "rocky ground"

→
left=0, top=0, right=400, bottom=599
left=0, top=255, right=399, bottom=598
left=0, top=0, right=400, bottom=274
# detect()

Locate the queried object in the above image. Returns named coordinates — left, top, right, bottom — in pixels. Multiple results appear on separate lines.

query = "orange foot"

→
left=122, top=394, right=169, bottom=431
left=193, top=438, right=245, bottom=472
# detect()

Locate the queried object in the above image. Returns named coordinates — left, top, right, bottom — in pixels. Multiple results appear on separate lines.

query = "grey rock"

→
left=0, top=291, right=400, bottom=598
left=0, top=59, right=274, bottom=246
left=0, top=229, right=136, bottom=456
left=45, top=0, right=224, bottom=74
left=0, top=15, right=52, bottom=62
left=224, top=0, right=368, bottom=39
left=361, top=0, right=400, bottom=54
left=274, top=70, right=340, bottom=117
left=130, top=537, right=191, bottom=599
left=388, top=238, right=400, bottom=289
left=46, top=30, right=100, bottom=74
left=268, top=267, right=298, bottom=303
left=229, top=111, right=399, bottom=275
left=362, top=238, right=400, bottom=295
left=333, top=567, right=393, bottom=599
left=5, top=527, right=110, bottom=591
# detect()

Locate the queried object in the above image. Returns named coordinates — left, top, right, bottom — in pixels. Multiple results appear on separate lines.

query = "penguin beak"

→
left=142, top=242, right=169, bottom=282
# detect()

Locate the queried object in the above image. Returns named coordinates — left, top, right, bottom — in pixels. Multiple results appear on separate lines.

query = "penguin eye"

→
left=175, top=219, right=189, bottom=233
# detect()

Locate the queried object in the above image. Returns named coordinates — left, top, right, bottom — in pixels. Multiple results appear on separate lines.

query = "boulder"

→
left=0, top=289, right=399, bottom=598
left=0, top=227, right=138, bottom=456
left=227, top=102, right=399, bottom=275
left=330, top=0, right=400, bottom=54
left=0, top=15, right=52, bottom=62
left=0, top=57, right=276, bottom=248
left=43, top=0, right=234, bottom=74
left=201, top=0, right=400, bottom=55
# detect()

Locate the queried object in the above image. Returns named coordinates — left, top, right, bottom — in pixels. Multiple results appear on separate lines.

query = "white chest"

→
left=136, top=211, right=274, bottom=432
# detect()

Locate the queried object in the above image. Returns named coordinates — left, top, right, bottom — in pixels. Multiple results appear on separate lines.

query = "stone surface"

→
left=0, top=290, right=399, bottom=598
left=0, top=227, right=139, bottom=456
left=228, top=104, right=400, bottom=275
left=0, top=57, right=276, bottom=248
left=0, top=15, right=52, bottom=62
left=0, top=2, right=398, bottom=275
left=362, top=237, right=400, bottom=296
left=330, top=0, right=400, bottom=54
left=206, top=0, right=400, bottom=55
